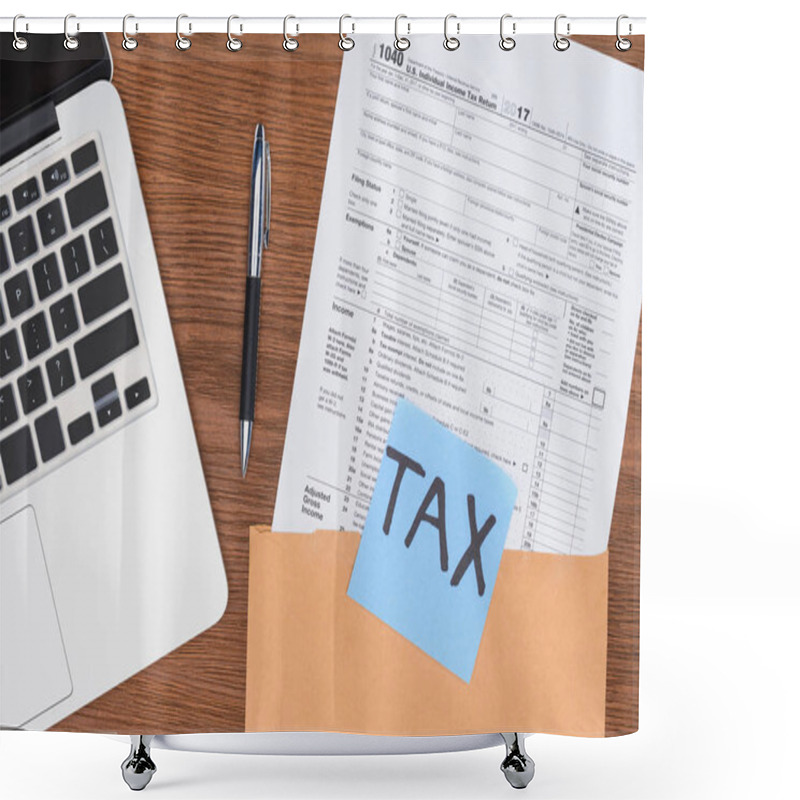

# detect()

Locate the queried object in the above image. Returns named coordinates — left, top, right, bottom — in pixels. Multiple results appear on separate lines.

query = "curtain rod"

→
left=0, top=16, right=646, bottom=37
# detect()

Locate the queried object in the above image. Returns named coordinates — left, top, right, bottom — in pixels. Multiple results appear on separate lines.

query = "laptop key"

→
left=32, top=253, right=63, bottom=301
left=0, top=195, right=10, bottom=222
left=9, top=217, right=37, bottom=263
left=4, top=271, right=34, bottom=317
left=67, top=412, right=94, bottom=446
left=91, top=373, right=116, bottom=403
left=17, top=366, right=47, bottom=415
left=0, top=331, right=22, bottom=378
left=61, top=236, right=91, bottom=283
left=74, top=309, right=138, bottom=379
left=65, top=173, right=108, bottom=229
left=0, top=425, right=37, bottom=484
left=71, top=141, right=99, bottom=175
left=79, top=264, right=128, bottom=325
left=0, top=234, right=9, bottom=274
left=45, top=350, right=76, bottom=398
left=0, top=385, right=18, bottom=431
left=21, top=312, right=51, bottom=360
left=13, top=178, right=40, bottom=212
left=37, top=199, right=67, bottom=246
left=125, top=377, right=151, bottom=410
left=89, top=218, right=118, bottom=265
left=97, top=399, right=122, bottom=428
left=34, top=408, right=65, bottom=462
left=92, top=373, right=121, bottom=428
left=49, top=295, right=79, bottom=342
left=42, top=159, right=70, bottom=193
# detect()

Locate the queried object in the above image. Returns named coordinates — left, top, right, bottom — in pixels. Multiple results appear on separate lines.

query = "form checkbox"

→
left=592, top=387, right=606, bottom=409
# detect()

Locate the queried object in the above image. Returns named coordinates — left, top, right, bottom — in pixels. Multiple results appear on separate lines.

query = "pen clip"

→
left=248, top=124, right=268, bottom=277
left=263, top=141, right=271, bottom=249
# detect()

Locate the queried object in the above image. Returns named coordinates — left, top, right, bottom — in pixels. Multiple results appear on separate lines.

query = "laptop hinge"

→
left=0, top=102, right=59, bottom=167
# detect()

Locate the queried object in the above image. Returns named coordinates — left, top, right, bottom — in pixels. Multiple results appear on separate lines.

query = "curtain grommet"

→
left=554, top=14, right=570, bottom=51
left=499, top=14, right=516, bottom=51
left=616, top=15, right=632, bottom=51
left=443, top=14, right=460, bottom=51
left=63, top=13, right=80, bottom=51
left=227, top=15, right=243, bottom=51
left=12, top=14, right=29, bottom=51
left=122, top=14, right=139, bottom=51
left=176, top=14, right=192, bottom=51
left=394, top=14, right=410, bottom=50
left=283, top=15, right=299, bottom=51
left=338, top=14, right=355, bottom=51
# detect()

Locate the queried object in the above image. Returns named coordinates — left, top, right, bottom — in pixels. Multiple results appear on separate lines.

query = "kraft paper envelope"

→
left=246, top=527, right=608, bottom=736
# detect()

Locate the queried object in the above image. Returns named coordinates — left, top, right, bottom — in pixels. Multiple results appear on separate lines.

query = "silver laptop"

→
left=0, top=33, right=228, bottom=730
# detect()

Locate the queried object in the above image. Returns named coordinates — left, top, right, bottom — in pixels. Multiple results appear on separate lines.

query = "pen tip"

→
left=241, top=420, right=252, bottom=478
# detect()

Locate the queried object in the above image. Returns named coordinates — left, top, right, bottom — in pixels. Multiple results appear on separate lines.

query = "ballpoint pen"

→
left=240, top=123, right=270, bottom=477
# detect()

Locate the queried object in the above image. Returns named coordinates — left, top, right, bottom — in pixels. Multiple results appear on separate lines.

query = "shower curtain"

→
left=0, top=28, right=643, bottom=738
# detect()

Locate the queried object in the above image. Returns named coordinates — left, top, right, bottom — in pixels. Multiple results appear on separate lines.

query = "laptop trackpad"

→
left=1, top=507, right=72, bottom=729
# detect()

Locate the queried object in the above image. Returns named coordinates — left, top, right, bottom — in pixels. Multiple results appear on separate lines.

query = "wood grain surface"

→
left=54, top=33, right=643, bottom=735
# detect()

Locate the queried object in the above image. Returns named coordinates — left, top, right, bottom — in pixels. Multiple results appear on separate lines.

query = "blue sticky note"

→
left=347, top=398, right=517, bottom=682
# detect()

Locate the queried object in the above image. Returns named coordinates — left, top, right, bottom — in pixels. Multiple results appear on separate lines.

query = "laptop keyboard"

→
left=0, top=134, right=156, bottom=499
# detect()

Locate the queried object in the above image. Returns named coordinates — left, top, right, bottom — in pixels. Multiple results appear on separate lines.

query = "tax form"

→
left=273, top=35, right=643, bottom=555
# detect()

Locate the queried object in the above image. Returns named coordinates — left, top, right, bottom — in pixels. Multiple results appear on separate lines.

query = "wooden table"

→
left=55, top=33, right=643, bottom=736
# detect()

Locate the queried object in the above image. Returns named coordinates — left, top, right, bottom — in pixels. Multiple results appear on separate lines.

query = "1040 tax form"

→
left=273, top=35, right=643, bottom=555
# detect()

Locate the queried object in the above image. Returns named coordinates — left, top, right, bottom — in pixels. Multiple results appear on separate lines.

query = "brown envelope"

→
left=246, top=527, right=608, bottom=736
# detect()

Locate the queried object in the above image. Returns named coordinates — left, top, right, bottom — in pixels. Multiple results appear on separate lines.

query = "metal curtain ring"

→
left=394, top=14, right=410, bottom=50
left=122, top=14, right=138, bottom=51
left=176, top=14, right=192, bottom=50
left=227, top=15, right=243, bottom=51
left=283, top=15, right=299, bottom=51
left=64, top=13, right=79, bottom=51
left=443, top=14, right=460, bottom=51
left=12, top=15, right=28, bottom=51
left=499, top=14, right=516, bottom=51
left=616, top=14, right=632, bottom=51
left=338, top=14, right=354, bottom=50
left=553, top=14, right=570, bottom=51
